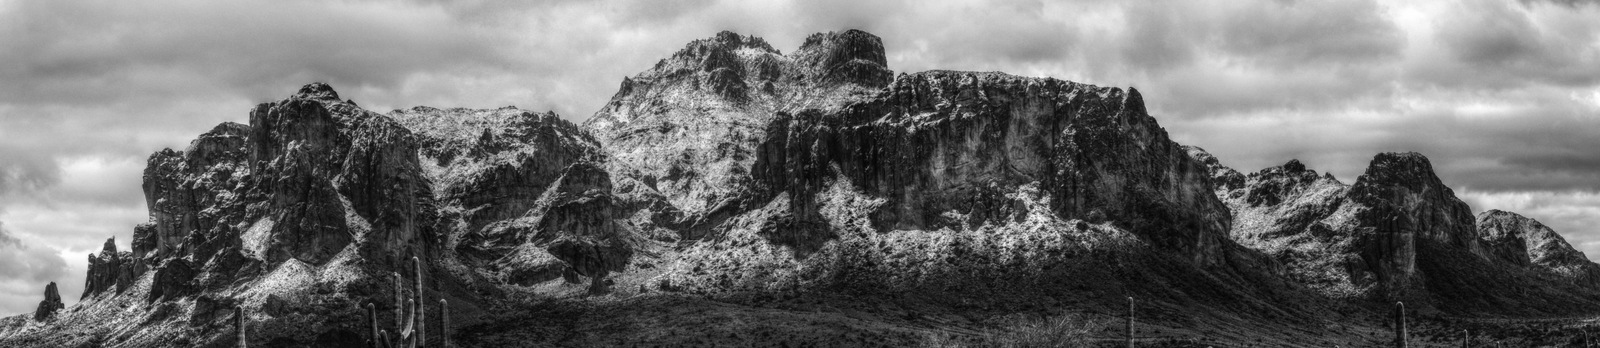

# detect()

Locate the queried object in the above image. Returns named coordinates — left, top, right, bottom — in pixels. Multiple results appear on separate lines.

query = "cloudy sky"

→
left=1, top=0, right=1598, bottom=315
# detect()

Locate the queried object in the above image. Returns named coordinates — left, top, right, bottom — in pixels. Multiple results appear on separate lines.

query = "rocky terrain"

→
left=1190, top=147, right=1600, bottom=314
left=2, top=29, right=1599, bottom=347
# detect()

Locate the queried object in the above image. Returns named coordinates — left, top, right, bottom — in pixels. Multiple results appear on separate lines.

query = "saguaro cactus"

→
left=236, top=305, right=248, bottom=348
left=368, top=257, right=431, bottom=348
left=1126, top=296, right=1134, bottom=348
left=1393, top=301, right=1407, bottom=348
left=438, top=299, right=450, bottom=348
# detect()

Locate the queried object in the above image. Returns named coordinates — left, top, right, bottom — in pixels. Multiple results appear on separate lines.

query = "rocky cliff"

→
left=1477, top=209, right=1600, bottom=283
left=584, top=30, right=892, bottom=228
left=31, top=283, right=62, bottom=322
left=745, top=71, right=1231, bottom=264
left=2, top=83, right=493, bottom=347
left=1191, top=147, right=1600, bottom=313
left=388, top=105, right=641, bottom=293
left=7, top=29, right=1600, bottom=347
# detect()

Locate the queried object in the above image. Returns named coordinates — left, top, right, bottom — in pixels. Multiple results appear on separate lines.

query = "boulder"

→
left=547, top=236, right=632, bottom=294
left=148, top=257, right=198, bottom=303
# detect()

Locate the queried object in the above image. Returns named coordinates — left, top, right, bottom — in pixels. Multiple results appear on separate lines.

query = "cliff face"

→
left=37, top=83, right=480, bottom=347
left=15, top=29, right=1600, bottom=347
left=247, top=83, right=439, bottom=264
left=390, top=106, right=601, bottom=245
left=584, top=30, right=892, bottom=224
left=1197, top=150, right=1460, bottom=299
left=1477, top=210, right=1600, bottom=282
left=748, top=71, right=1230, bottom=264
left=1193, top=148, right=1600, bottom=312
left=388, top=106, right=631, bottom=292
left=32, top=283, right=62, bottom=321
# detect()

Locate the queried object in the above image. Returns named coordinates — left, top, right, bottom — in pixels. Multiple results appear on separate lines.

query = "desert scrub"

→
left=921, top=314, right=1103, bottom=348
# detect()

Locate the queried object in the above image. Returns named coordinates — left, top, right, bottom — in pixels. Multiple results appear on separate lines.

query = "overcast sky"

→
left=1, top=0, right=1598, bottom=316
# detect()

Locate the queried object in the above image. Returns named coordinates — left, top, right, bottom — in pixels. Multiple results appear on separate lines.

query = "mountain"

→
left=1189, top=147, right=1600, bottom=314
left=1477, top=209, right=1600, bottom=283
left=1, top=83, right=479, bottom=347
left=584, top=30, right=891, bottom=233
left=4, top=29, right=1600, bottom=347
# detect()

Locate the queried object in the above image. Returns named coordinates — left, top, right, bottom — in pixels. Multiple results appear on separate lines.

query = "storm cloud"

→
left=0, top=0, right=1597, bottom=316
left=0, top=222, right=70, bottom=316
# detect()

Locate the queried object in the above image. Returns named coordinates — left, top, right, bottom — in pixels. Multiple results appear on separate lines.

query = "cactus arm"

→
left=1126, top=297, right=1134, bottom=348
left=413, top=257, right=425, bottom=346
left=440, top=299, right=450, bottom=348
left=367, top=303, right=380, bottom=348
left=392, top=272, right=404, bottom=329
left=236, top=305, right=247, bottom=348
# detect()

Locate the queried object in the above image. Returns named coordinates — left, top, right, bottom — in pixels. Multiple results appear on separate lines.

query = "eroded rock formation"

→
left=1192, top=148, right=1600, bottom=311
left=13, top=29, right=1600, bottom=348
left=32, top=283, right=62, bottom=321
left=82, top=238, right=134, bottom=299
left=1477, top=210, right=1600, bottom=282
left=748, top=71, right=1231, bottom=264
left=584, top=30, right=893, bottom=226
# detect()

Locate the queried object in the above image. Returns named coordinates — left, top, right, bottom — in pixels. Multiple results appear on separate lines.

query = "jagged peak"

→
left=1480, top=209, right=1517, bottom=219
left=1476, top=208, right=1594, bottom=268
left=42, top=282, right=59, bottom=300
left=713, top=30, right=774, bottom=51
left=1123, top=87, right=1147, bottom=116
left=154, top=147, right=181, bottom=157
left=672, top=30, right=779, bottom=59
left=1183, top=145, right=1246, bottom=192
left=797, top=29, right=882, bottom=57
left=292, top=82, right=341, bottom=102
left=203, top=122, right=251, bottom=136
left=1476, top=209, right=1552, bottom=237
left=790, top=29, right=892, bottom=87
left=1183, top=145, right=1218, bottom=160
left=882, top=70, right=1126, bottom=109
left=101, top=237, right=117, bottom=254
left=1251, top=159, right=1323, bottom=179
left=1282, top=159, right=1307, bottom=173
left=1352, top=151, right=1446, bottom=192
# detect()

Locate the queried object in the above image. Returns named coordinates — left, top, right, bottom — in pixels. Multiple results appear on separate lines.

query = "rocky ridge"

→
left=584, top=30, right=892, bottom=227
left=745, top=70, right=1231, bottom=263
left=1190, top=147, right=1600, bottom=313
left=1476, top=209, right=1600, bottom=283
left=5, top=29, right=1600, bottom=347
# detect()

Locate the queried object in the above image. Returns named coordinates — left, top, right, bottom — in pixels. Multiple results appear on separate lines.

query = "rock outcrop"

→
left=584, top=30, right=892, bottom=227
left=1193, top=150, right=1478, bottom=299
left=1477, top=210, right=1600, bottom=282
left=466, top=161, right=639, bottom=292
left=747, top=71, right=1231, bottom=263
left=15, top=29, right=1600, bottom=348
left=238, top=82, right=440, bottom=266
left=389, top=106, right=602, bottom=253
left=1193, top=148, right=1600, bottom=311
left=30, top=82, right=465, bottom=346
left=82, top=238, right=135, bottom=299
left=32, top=283, right=62, bottom=321
left=389, top=106, right=630, bottom=291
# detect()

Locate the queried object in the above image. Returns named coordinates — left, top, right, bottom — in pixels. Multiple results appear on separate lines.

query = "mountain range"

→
left=2, top=29, right=1597, bottom=347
